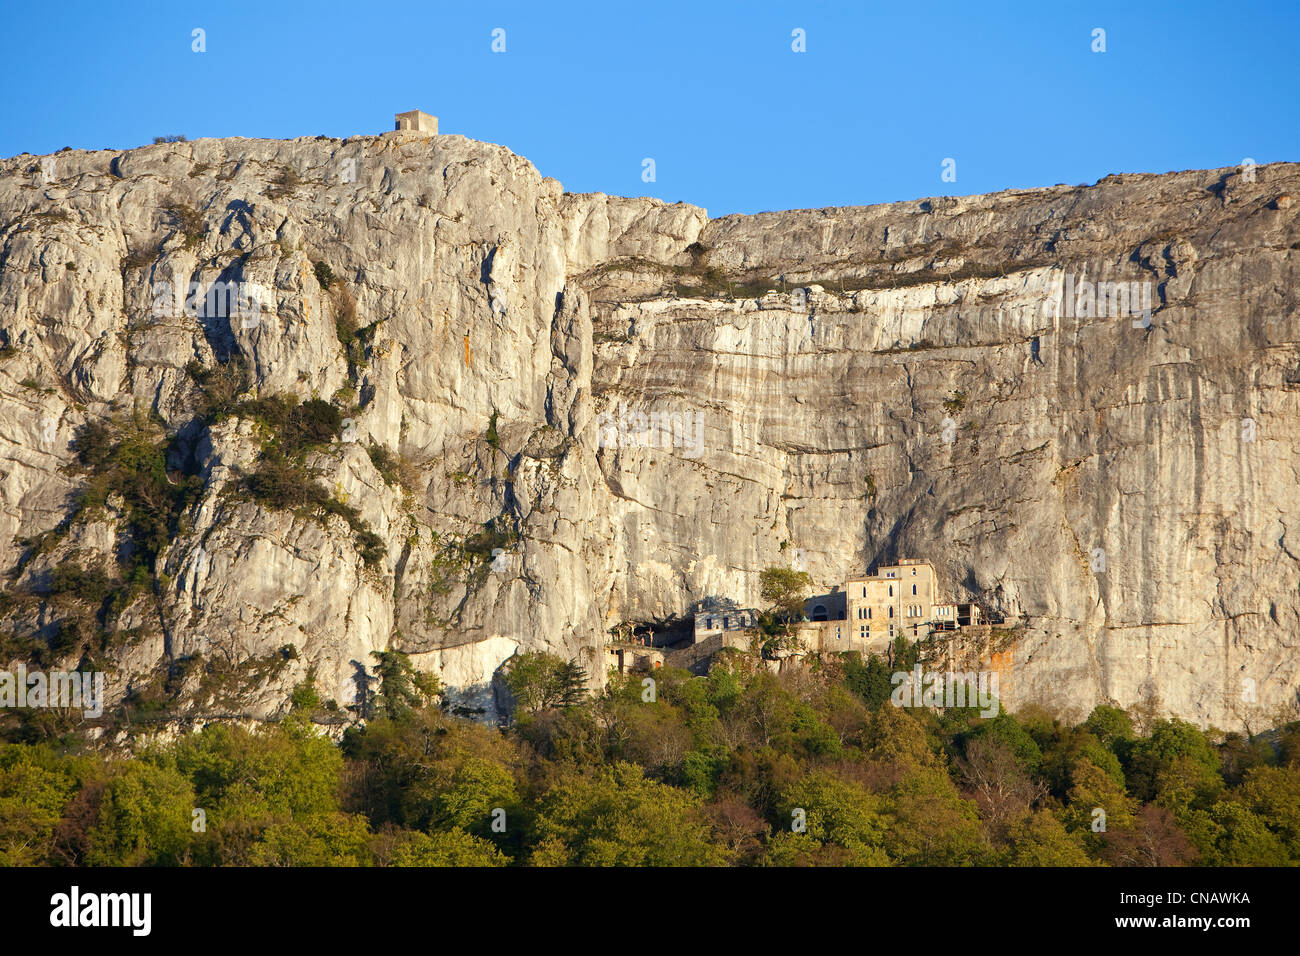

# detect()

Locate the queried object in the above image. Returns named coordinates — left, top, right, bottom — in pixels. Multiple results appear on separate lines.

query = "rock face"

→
left=1, top=133, right=1297, bottom=730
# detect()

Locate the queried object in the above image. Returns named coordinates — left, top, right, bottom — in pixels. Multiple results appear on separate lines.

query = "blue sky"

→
left=1, top=0, right=1296, bottom=216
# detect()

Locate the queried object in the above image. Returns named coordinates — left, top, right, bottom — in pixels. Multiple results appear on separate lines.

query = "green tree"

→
left=1153, top=754, right=1225, bottom=816
left=0, top=745, right=87, bottom=865
left=963, top=712, right=1043, bottom=777
left=1065, top=755, right=1136, bottom=850
left=501, top=651, right=587, bottom=716
left=244, top=812, right=373, bottom=866
left=758, top=566, right=814, bottom=652
left=377, top=827, right=508, bottom=866
left=1235, top=764, right=1300, bottom=860
left=1219, top=732, right=1276, bottom=786
left=864, top=703, right=943, bottom=773
left=528, top=762, right=728, bottom=866
left=554, top=659, right=589, bottom=707
left=1196, top=801, right=1289, bottom=866
left=342, top=706, right=521, bottom=839
left=892, top=633, right=920, bottom=669
left=1083, top=705, right=1134, bottom=748
left=1003, top=807, right=1095, bottom=866
left=842, top=652, right=895, bottom=710
left=1125, top=718, right=1220, bottom=802
left=85, top=759, right=196, bottom=866
left=175, top=720, right=346, bottom=863
left=770, top=770, right=890, bottom=865
left=370, top=649, right=438, bottom=721
left=885, top=767, right=988, bottom=865
left=427, top=756, right=519, bottom=837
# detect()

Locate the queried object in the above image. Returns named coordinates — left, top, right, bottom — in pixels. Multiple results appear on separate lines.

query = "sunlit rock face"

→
left=1, top=134, right=1296, bottom=729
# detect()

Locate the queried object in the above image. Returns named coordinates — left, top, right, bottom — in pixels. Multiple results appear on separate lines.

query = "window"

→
left=912, top=568, right=916, bottom=575
left=912, top=584, right=917, bottom=595
left=889, top=585, right=893, bottom=596
left=722, top=617, right=729, bottom=629
left=862, top=587, right=866, bottom=598
left=868, top=607, right=872, bottom=619
left=888, top=606, right=894, bottom=618
left=859, top=625, right=866, bottom=640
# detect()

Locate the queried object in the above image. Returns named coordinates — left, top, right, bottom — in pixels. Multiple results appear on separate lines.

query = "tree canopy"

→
left=4, top=647, right=1299, bottom=868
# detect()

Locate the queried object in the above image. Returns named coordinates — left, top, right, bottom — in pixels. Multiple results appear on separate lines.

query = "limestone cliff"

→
left=0, top=131, right=1296, bottom=731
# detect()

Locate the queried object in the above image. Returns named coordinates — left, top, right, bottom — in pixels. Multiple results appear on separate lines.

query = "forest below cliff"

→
left=4, top=645, right=1298, bottom=867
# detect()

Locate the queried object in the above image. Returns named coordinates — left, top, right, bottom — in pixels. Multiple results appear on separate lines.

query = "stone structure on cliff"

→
left=393, top=110, right=437, bottom=134
left=667, top=558, right=985, bottom=674
left=799, top=558, right=984, bottom=656
left=0, top=130, right=1296, bottom=733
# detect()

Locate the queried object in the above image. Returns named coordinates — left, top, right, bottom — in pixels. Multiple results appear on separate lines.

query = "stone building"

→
left=628, top=558, right=986, bottom=676
left=606, top=643, right=665, bottom=675
left=693, top=607, right=759, bottom=642
left=394, top=110, right=438, bottom=134
left=682, top=559, right=982, bottom=669
left=843, top=559, right=937, bottom=649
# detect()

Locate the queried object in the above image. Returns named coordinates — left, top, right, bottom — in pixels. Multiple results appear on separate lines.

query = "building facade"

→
left=393, top=110, right=438, bottom=134
left=693, top=608, right=759, bottom=642
left=667, top=558, right=984, bottom=674
left=703, top=559, right=980, bottom=660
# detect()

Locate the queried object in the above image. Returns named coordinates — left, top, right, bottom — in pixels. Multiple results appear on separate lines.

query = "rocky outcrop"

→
left=1, top=133, right=1296, bottom=731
